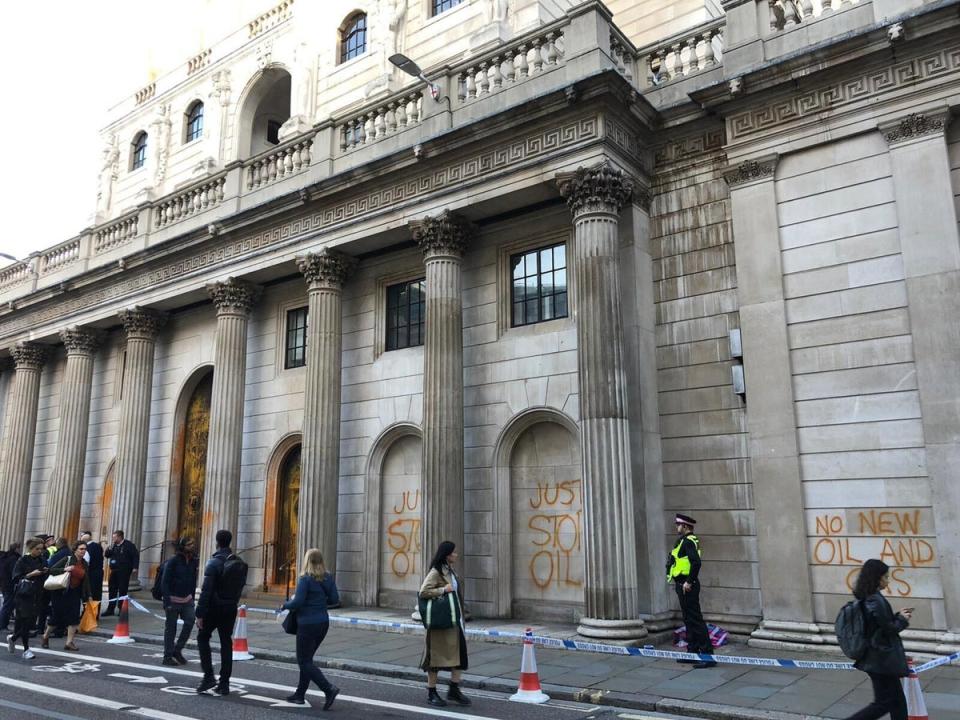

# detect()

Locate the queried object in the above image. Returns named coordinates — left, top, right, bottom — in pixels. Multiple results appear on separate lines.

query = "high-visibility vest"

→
left=667, top=534, right=700, bottom=581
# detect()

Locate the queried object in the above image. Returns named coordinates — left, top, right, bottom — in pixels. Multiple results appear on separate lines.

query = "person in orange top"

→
left=43, top=541, right=91, bottom=651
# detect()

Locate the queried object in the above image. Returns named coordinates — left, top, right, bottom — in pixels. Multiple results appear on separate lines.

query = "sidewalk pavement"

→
left=87, top=598, right=960, bottom=720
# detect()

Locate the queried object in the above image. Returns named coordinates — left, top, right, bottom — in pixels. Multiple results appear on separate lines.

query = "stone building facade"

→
left=1, top=0, right=958, bottom=654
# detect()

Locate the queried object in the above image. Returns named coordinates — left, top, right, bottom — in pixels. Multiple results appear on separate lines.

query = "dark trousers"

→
left=676, top=580, right=712, bottom=655
left=0, top=590, right=13, bottom=629
left=34, top=590, right=51, bottom=633
left=844, top=672, right=907, bottom=720
left=106, top=569, right=132, bottom=614
left=197, top=605, right=237, bottom=683
left=12, top=609, right=36, bottom=650
left=164, top=603, right=196, bottom=657
left=294, top=622, right=333, bottom=697
left=88, top=575, right=103, bottom=616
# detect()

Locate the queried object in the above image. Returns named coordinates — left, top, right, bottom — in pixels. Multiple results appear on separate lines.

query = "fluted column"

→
left=411, top=212, right=472, bottom=571
left=558, top=162, right=646, bottom=640
left=0, top=342, right=48, bottom=544
left=296, top=250, right=354, bottom=573
left=200, top=279, right=261, bottom=556
left=110, top=308, right=167, bottom=554
left=45, top=327, right=102, bottom=540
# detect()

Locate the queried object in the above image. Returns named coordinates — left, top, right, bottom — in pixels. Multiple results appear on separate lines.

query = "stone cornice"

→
left=881, top=111, right=950, bottom=146
left=557, top=161, right=634, bottom=216
left=207, top=278, right=262, bottom=315
left=119, top=307, right=168, bottom=340
left=722, top=155, right=778, bottom=187
left=59, top=326, right=103, bottom=355
left=11, top=341, right=48, bottom=370
left=297, top=249, right=356, bottom=291
left=411, top=211, right=476, bottom=260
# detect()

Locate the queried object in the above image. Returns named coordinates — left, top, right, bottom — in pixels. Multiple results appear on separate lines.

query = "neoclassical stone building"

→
left=1, top=0, right=958, bottom=653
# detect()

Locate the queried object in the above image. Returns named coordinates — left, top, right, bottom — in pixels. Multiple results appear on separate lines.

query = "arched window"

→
left=339, top=12, right=367, bottom=63
left=185, top=101, right=204, bottom=143
left=131, top=132, right=148, bottom=170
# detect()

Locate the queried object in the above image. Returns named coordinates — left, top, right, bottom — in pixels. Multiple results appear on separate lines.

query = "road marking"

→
left=33, top=660, right=101, bottom=673
left=243, top=692, right=312, bottom=708
left=110, top=673, right=169, bottom=684
left=33, top=647, right=510, bottom=719
left=0, top=697, right=92, bottom=720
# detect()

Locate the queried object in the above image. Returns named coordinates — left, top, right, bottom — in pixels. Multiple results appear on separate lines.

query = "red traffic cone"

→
left=509, top=628, right=550, bottom=704
left=232, top=605, right=254, bottom=661
left=107, top=599, right=135, bottom=644
left=902, top=659, right=929, bottom=720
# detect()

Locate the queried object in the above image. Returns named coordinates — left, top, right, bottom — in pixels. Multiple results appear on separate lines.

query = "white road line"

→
left=128, top=709, right=201, bottom=720
left=33, top=647, right=507, bottom=719
left=0, top=676, right=132, bottom=711
left=0, top=697, right=92, bottom=720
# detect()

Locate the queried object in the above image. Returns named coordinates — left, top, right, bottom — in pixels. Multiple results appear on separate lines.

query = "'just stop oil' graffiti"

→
left=525, top=479, right=584, bottom=591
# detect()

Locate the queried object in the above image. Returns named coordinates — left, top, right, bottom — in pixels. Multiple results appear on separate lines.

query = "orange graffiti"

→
left=526, top=480, right=583, bottom=590
left=845, top=565, right=913, bottom=597
left=858, top=510, right=920, bottom=536
left=386, top=488, right=421, bottom=579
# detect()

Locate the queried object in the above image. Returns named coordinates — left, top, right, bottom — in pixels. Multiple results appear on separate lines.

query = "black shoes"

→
left=447, top=682, right=471, bottom=706
left=285, top=694, right=306, bottom=705
left=162, top=656, right=178, bottom=666
left=196, top=676, right=217, bottom=694
left=172, top=651, right=187, bottom=665
left=427, top=687, right=447, bottom=707
left=693, top=660, right=718, bottom=669
left=214, top=683, right=230, bottom=696
left=323, top=687, right=340, bottom=711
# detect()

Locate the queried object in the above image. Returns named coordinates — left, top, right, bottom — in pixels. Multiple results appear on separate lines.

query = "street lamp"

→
left=389, top=53, right=442, bottom=102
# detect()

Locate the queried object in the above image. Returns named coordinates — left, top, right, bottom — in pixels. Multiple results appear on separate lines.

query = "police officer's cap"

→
left=675, top=514, right=696, bottom=528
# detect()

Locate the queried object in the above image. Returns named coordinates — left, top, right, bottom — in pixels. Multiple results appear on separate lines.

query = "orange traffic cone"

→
left=509, top=628, right=550, bottom=704
left=902, top=659, right=929, bottom=720
left=232, top=605, right=254, bottom=661
left=107, top=599, right=135, bottom=644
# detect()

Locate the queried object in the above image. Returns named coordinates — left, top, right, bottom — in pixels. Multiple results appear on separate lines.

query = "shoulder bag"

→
left=418, top=591, right=460, bottom=630
left=44, top=570, right=71, bottom=591
left=281, top=609, right=298, bottom=635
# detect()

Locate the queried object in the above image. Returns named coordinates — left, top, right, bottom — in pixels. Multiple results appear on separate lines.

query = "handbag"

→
left=79, top=601, right=99, bottom=633
left=44, top=571, right=71, bottom=591
left=281, top=609, right=298, bottom=635
left=418, top=591, right=460, bottom=630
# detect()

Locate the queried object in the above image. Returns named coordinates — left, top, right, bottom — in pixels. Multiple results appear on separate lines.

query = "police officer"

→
left=667, top=513, right=716, bottom=669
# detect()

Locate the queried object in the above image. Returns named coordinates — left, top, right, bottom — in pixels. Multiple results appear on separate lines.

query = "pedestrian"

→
left=36, top=537, right=69, bottom=638
left=195, top=529, right=247, bottom=696
left=43, top=541, right=91, bottom=652
left=42, top=535, right=56, bottom=560
left=103, top=530, right=139, bottom=616
left=418, top=540, right=470, bottom=707
left=843, top=559, right=912, bottom=720
left=7, top=538, right=48, bottom=659
left=161, top=537, right=199, bottom=666
left=79, top=531, right=104, bottom=617
left=280, top=548, right=340, bottom=710
left=667, top=513, right=716, bottom=669
left=0, top=542, right=21, bottom=631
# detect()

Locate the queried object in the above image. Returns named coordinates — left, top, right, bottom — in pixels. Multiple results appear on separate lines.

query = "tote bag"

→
left=418, top=592, right=460, bottom=630
left=44, top=571, right=70, bottom=592
left=79, top=600, right=100, bottom=633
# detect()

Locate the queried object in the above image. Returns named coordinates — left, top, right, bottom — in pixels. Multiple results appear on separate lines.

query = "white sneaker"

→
left=6, top=634, right=13, bottom=654
left=22, top=649, right=35, bottom=660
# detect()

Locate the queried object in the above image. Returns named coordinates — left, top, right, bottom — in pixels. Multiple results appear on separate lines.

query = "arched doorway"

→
left=236, top=67, right=291, bottom=158
left=274, top=444, right=301, bottom=589
left=378, top=434, right=423, bottom=608
left=176, top=373, right=213, bottom=544
left=98, top=459, right=115, bottom=542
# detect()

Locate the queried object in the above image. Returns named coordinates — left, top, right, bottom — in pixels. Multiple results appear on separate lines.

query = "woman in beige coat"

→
left=419, top=541, right=470, bottom=707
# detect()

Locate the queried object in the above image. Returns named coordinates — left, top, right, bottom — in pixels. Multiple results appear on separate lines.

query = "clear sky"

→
left=0, top=0, right=274, bottom=265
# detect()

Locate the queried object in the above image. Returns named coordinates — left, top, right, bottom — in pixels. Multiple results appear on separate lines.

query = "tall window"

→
left=131, top=132, right=148, bottom=170
left=510, top=242, right=568, bottom=327
left=185, top=101, right=204, bottom=143
left=386, top=278, right=425, bottom=351
left=285, top=307, right=308, bottom=369
left=340, top=12, right=367, bottom=63
left=432, top=0, right=462, bottom=15
left=267, top=119, right=282, bottom=145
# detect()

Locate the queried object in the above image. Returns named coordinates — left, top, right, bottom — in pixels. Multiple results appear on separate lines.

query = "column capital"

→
left=411, top=210, right=475, bottom=260
left=59, top=326, right=103, bottom=356
left=722, top=154, right=778, bottom=187
left=207, top=278, right=262, bottom=315
left=296, top=248, right=356, bottom=291
left=881, top=110, right=950, bottom=147
left=557, top=161, right=634, bottom=216
left=11, top=341, right=48, bottom=370
left=119, top=307, right=168, bottom=340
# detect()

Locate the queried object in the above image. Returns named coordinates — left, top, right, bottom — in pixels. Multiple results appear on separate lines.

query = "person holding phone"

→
left=7, top=538, right=48, bottom=660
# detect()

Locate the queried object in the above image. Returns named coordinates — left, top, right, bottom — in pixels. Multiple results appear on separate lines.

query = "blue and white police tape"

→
left=99, top=594, right=183, bottom=624
left=915, top=649, right=960, bottom=673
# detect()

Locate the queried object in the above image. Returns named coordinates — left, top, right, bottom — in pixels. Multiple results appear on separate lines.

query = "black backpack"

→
left=835, top=599, right=869, bottom=660
left=151, top=560, right=166, bottom=601
left=216, top=554, right=248, bottom=603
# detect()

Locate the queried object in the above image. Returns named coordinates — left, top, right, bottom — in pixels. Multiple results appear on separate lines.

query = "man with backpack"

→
left=157, top=537, right=199, bottom=667
left=195, top=530, right=247, bottom=696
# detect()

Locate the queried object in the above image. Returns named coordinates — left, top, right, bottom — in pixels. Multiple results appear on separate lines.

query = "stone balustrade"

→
left=154, top=174, right=227, bottom=229
left=187, top=49, right=211, bottom=75
left=135, top=82, right=156, bottom=106
left=244, top=135, right=314, bottom=190
left=0, top=260, right=32, bottom=292
left=39, top=238, right=81, bottom=275
left=249, top=0, right=294, bottom=38
left=640, top=17, right=724, bottom=87
left=768, top=0, right=858, bottom=31
left=94, top=214, right=139, bottom=254
left=339, top=91, right=424, bottom=151
left=455, top=27, right=565, bottom=103
left=610, top=29, right=638, bottom=84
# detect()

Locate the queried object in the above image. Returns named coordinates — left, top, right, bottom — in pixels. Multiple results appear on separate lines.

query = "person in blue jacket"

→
left=280, top=548, right=340, bottom=710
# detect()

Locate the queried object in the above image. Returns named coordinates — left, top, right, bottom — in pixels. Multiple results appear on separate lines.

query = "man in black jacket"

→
left=195, top=530, right=245, bottom=696
left=104, top=530, right=139, bottom=616
left=80, top=531, right=104, bottom=618
left=666, top=513, right=716, bottom=669
left=161, top=537, right=199, bottom=666
left=0, top=542, right=21, bottom=630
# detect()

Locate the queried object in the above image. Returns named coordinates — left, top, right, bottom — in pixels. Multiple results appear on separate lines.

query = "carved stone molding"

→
left=723, top=156, right=778, bottom=187
left=297, top=248, right=356, bottom=291
left=881, top=112, right=948, bottom=146
left=557, top=161, right=634, bottom=217
left=411, top=211, right=476, bottom=260
left=207, top=278, right=262, bottom=315
left=11, top=342, right=48, bottom=370
left=119, top=307, right=168, bottom=340
left=59, top=326, right=103, bottom=355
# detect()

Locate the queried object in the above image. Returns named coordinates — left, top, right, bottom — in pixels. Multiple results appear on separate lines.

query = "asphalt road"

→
left=0, top=636, right=684, bottom=720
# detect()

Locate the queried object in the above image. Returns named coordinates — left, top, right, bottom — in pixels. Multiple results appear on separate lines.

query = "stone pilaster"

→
left=110, top=308, right=166, bottom=557
left=557, top=162, right=646, bottom=641
left=296, top=250, right=354, bottom=573
left=411, top=211, right=473, bottom=572
left=0, top=342, right=48, bottom=544
left=881, top=110, right=960, bottom=641
left=201, top=279, right=261, bottom=556
left=45, top=327, right=102, bottom=540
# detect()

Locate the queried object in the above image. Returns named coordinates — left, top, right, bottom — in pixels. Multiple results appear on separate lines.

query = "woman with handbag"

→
left=418, top=540, right=470, bottom=708
left=7, top=538, right=48, bottom=660
left=42, top=541, right=91, bottom=651
left=279, top=548, right=340, bottom=710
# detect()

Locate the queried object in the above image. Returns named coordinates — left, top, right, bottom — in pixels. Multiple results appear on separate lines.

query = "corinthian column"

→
left=558, top=162, right=646, bottom=640
left=201, top=279, right=261, bottom=557
left=45, top=327, right=102, bottom=540
left=296, top=250, right=354, bottom=573
left=110, top=308, right=166, bottom=555
left=411, top=212, right=473, bottom=570
left=0, top=342, right=48, bottom=544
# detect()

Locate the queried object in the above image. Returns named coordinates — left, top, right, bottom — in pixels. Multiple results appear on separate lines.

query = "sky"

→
left=0, top=0, right=274, bottom=266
